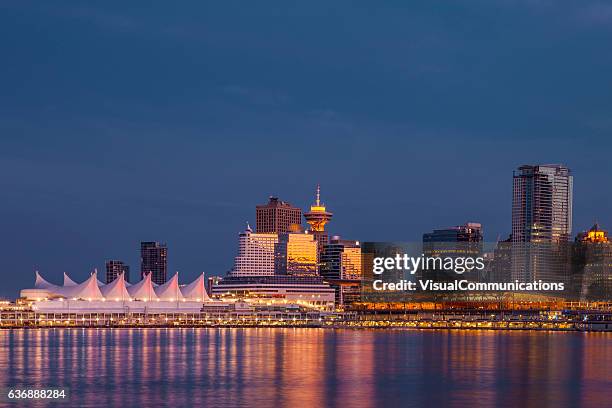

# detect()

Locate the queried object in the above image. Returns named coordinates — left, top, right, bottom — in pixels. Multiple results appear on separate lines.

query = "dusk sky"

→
left=1, top=1, right=612, bottom=298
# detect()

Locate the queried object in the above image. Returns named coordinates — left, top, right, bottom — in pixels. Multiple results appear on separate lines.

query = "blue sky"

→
left=1, top=1, right=612, bottom=297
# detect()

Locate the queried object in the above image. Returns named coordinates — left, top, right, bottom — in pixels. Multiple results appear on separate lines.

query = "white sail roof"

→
left=100, top=272, right=131, bottom=301
left=154, top=272, right=183, bottom=301
left=34, top=271, right=59, bottom=290
left=63, top=272, right=78, bottom=286
left=127, top=273, right=158, bottom=301
left=180, top=273, right=211, bottom=301
left=59, top=272, right=105, bottom=300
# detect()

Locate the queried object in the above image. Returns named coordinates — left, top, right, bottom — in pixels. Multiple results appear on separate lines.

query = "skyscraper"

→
left=511, top=164, right=573, bottom=282
left=572, top=224, right=612, bottom=300
left=304, top=185, right=333, bottom=251
left=140, top=241, right=168, bottom=285
left=320, top=236, right=362, bottom=304
left=230, top=224, right=279, bottom=277
left=105, top=260, right=130, bottom=284
left=256, top=197, right=302, bottom=233
left=274, top=232, right=318, bottom=276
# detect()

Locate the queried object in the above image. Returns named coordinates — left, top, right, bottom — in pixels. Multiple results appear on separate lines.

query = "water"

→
left=0, top=328, right=610, bottom=407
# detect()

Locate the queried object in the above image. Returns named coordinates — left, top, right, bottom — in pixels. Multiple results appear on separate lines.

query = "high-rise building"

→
left=105, top=260, right=130, bottom=284
left=256, top=197, right=302, bottom=234
left=512, top=164, right=573, bottom=243
left=274, top=232, right=318, bottom=276
left=304, top=185, right=333, bottom=252
left=491, top=235, right=512, bottom=282
left=320, top=236, right=362, bottom=305
left=140, top=241, right=168, bottom=285
left=511, top=164, right=573, bottom=282
left=572, top=224, right=612, bottom=300
left=230, top=224, right=279, bottom=277
left=422, top=222, right=484, bottom=281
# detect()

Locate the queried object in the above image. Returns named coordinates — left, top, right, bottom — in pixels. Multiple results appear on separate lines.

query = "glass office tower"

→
left=511, top=164, right=573, bottom=283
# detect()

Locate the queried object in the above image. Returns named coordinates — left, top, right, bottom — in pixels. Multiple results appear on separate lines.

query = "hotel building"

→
left=213, top=225, right=335, bottom=309
left=231, top=225, right=279, bottom=277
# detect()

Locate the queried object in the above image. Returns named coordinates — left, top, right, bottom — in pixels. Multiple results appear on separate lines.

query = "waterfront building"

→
left=63, top=272, right=78, bottom=286
left=511, top=164, right=573, bottom=283
left=274, top=232, right=318, bottom=276
left=230, top=224, right=279, bottom=277
left=105, top=260, right=130, bottom=284
left=572, top=224, right=612, bottom=301
left=256, top=196, right=302, bottom=233
left=491, top=235, right=512, bottom=282
left=141, top=241, right=168, bottom=285
left=211, top=275, right=335, bottom=309
left=20, top=271, right=212, bottom=313
left=422, top=222, right=484, bottom=282
left=304, top=185, right=333, bottom=252
left=320, top=237, right=362, bottom=305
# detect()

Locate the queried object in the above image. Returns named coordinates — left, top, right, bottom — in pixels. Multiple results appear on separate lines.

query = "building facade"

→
left=230, top=225, right=279, bottom=277
left=320, top=237, right=362, bottom=305
left=274, top=232, right=318, bottom=276
left=256, top=197, right=302, bottom=234
left=511, top=164, right=573, bottom=283
left=572, top=224, right=612, bottom=301
left=105, top=260, right=130, bottom=284
left=140, top=241, right=168, bottom=285
left=422, top=222, right=484, bottom=282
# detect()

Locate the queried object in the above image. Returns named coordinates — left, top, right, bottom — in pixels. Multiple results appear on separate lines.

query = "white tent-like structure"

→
left=58, top=272, right=105, bottom=301
left=22, top=271, right=215, bottom=313
left=100, top=272, right=131, bottom=301
left=127, top=272, right=158, bottom=301
left=63, top=273, right=78, bottom=286
left=154, top=272, right=183, bottom=301
left=34, top=271, right=60, bottom=291
left=181, top=273, right=211, bottom=302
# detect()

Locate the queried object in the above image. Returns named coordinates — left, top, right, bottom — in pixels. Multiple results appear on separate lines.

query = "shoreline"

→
left=0, top=323, right=608, bottom=332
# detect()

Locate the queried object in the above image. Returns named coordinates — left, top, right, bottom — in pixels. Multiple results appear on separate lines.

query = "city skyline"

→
left=2, top=163, right=610, bottom=299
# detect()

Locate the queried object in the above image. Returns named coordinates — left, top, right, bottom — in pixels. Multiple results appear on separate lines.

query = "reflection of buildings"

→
left=140, top=241, right=168, bottom=285
left=105, top=260, right=130, bottom=284
left=511, top=164, right=573, bottom=283
left=572, top=224, right=612, bottom=300
left=304, top=185, right=333, bottom=253
left=422, top=222, right=483, bottom=281
left=256, top=196, right=303, bottom=233
left=320, top=237, right=362, bottom=305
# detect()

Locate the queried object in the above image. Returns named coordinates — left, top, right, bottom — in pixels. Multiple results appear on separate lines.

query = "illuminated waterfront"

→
left=0, top=329, right=610, bottom=407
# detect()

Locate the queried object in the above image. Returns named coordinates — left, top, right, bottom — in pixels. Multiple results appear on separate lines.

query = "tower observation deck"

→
left=304, top=185, right=333, bottom=247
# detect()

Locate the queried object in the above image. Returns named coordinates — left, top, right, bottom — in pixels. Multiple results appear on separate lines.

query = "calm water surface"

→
left=0, top=328, right=610, bottom=407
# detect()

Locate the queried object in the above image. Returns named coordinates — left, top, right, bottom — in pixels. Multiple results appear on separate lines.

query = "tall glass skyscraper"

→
left=511, top=164, right=573, bottom=283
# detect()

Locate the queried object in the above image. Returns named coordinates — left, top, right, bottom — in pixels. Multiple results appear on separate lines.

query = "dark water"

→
left=0, top=328, right=610, bottom=407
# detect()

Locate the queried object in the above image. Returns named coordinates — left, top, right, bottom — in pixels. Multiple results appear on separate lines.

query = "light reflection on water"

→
left=0, top=329, right=610, bottom=407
